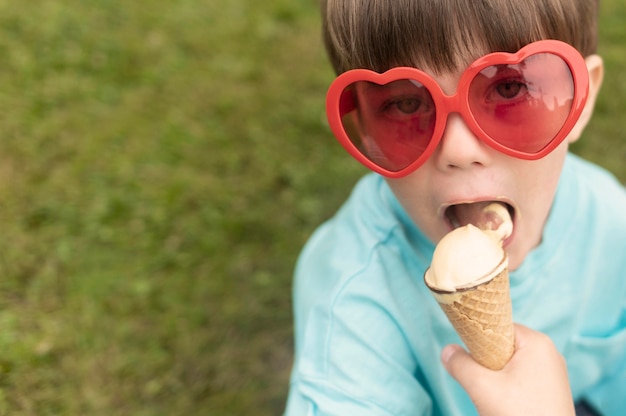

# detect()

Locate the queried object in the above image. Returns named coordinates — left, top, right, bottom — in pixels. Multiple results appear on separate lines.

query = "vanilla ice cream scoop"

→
left=424, top=224, right=507, bottom=292
left=425, top=202, right=512, bottom=293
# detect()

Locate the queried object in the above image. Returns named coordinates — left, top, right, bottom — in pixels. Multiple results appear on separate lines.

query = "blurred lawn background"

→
left=0, top=0, right=623, bottom=415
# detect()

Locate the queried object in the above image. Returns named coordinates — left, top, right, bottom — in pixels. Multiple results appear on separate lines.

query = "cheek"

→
left=385, top=177, right=424, bottom=213
left=385, top=175, right=446, bottom=240
left=512, top=144, right=568, bottom=206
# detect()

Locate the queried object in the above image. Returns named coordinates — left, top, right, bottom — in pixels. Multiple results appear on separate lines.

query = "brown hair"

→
left=321, top=0, right=599, bottom=74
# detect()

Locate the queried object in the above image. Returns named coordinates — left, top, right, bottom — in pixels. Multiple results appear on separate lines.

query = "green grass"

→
left=0, top=0, right=623, bottom=415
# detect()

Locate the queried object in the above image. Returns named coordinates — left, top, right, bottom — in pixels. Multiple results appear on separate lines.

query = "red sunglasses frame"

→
left=326, top=39, right=590, bottom=178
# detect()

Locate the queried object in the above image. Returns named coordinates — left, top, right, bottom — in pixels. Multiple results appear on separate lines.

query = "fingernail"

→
left=441, top=345, right=455, bottom=364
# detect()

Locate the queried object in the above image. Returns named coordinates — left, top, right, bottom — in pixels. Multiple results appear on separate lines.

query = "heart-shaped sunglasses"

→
left=326, top=40, right=590, bottom=178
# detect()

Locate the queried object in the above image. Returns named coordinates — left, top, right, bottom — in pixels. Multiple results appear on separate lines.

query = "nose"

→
left=433, top=114, right=493, bottom=170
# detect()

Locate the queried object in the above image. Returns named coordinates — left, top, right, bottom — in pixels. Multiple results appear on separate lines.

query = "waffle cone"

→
left=435, top=268, right=514, bottom=370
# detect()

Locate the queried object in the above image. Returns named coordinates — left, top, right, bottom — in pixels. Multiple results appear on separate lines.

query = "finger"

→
left=511, top=323, right=567, bottom=368
left=513, top=323, right=554, bottom=351
left=512, top=323, right=533, bottom=348
left=441, top=344, right=492, bottom=391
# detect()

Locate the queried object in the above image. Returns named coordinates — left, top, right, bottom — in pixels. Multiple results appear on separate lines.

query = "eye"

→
left=394, top=98, right=422, bottom=114
left=381, top=96, right=433, bottom=119
left=495, top=80, right=526, bottom=99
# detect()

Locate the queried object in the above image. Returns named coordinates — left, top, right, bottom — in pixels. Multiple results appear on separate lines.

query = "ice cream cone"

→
left=425, top=203, right=515, bottom=370
left=426, top=256, right=514, bottom=370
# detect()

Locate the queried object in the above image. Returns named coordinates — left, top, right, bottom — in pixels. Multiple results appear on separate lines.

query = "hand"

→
left=441, top=324, right=575, bottom=416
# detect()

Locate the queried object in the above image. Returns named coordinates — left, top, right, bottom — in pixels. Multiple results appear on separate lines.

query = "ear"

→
left=567, top=54, right=604, bottom=143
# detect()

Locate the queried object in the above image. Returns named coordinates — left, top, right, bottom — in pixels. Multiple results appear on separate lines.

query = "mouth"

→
left=444, top=201, right=516, bottom=242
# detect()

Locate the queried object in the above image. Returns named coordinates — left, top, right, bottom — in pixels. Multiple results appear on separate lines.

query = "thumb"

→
left=441, top=345, right=491, bottom=391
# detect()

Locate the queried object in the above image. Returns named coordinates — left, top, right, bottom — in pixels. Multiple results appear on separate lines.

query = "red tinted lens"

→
left=338, top=79, right=436, bottom=172
left=468, top=53, right=575, bottom=153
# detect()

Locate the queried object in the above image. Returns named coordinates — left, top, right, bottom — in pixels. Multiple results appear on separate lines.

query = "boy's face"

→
left=384, top=59, right=602, bottom=270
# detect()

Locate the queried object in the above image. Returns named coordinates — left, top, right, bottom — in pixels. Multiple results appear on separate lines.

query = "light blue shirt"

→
left=285, top=153, right=626, bottom=415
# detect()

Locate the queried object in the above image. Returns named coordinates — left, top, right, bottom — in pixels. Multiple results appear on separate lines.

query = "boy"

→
left=285, top=0, right=626, bottom=415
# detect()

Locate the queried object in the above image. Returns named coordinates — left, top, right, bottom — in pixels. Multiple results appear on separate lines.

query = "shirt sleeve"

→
left=284, top=280, right=437, bottom=416
left=284, top=175, right=471, bottom=416
left=284, top=377, right=434, bottom=416
left=283, top=240, right=469, bottom=416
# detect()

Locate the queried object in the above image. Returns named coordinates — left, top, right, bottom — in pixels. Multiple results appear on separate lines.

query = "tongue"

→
left=452, top=202, right=512, bottom=241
